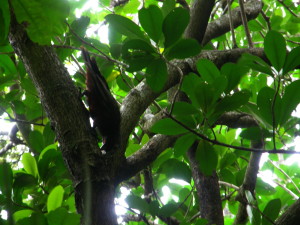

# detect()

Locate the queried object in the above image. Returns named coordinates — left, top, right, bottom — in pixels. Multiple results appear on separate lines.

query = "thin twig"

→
left=268, top=159, right=300, bottom=194
left=274, top=181, right=298, bottom=200
left=219, top=181, right=239, bottom=190
left=227, top=0, right=238, bottom=48
left=238, top=0, right=254, bottom=48
left=166, top=113, right=300, bottom=154
left=277, top=0, right=299, bottom=18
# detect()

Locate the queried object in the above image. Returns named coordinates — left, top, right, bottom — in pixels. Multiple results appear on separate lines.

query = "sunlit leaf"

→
left=47, top=185, right=64, bottom=212
left=22, top=153, right=39, bottom=178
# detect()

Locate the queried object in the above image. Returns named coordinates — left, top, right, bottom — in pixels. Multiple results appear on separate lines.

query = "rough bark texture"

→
left=8, top=9, right=118, bottom=225
left=275, top=199, right=300, bottom=225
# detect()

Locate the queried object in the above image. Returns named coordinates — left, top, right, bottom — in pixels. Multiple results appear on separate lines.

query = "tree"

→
left=1, top=0, right=300, bottom=224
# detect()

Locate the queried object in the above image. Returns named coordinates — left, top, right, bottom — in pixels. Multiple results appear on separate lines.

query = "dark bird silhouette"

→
left=81, top=47, right=121, bottom=151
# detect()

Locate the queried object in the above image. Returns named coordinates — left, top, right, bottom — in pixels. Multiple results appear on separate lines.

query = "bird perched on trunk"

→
left=81, top=47, right=121, bottom=151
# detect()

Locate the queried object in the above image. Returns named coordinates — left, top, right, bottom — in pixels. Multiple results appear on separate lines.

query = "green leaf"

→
left=283, top=46, right=300, bottom=74
left=163, top=7, right=189, bottom=48
left=171, top=102, right=199, bottom=116
left=194, top=82, right=215, bottom=111
left=13, top=173, right=37, bottom=189
left=0, top=162, right=13, bottom=197
left=159, top=202, right=179, bottom=217
left=43, top=122, right=56, bottom=146
left=105, top=14, right=146, bottom=40
left=159, top=159, right=191, bottom=183
left=174, top=133, right=196, bottom=157
left=240, top=127, right=265, bottom=141
left=138, top=5, right=163, bottom=43
left=221, top=63, right=247, bottom=93
left=196, top=59, right=220, bottom=84
left=264, top=30, right=286, bottom=71
left=47, top=185, right=64, bottom=212
left=146, top=58, right=168, bottom=92
left=29, top=130, right=45, bottom=153
left=126, top=195, right=149, bottom=213
left=13, top=210, right=33, bottom=222
left=239, top=53, right=273, bottom=75
left=12, top=0, right=69, bottom=44
left=165, top=38, right=201, bottom=60
left=70, top=16, right=90, bottom=46
left=151, top=118, right=187, bottom=135
left=22, top=153, right=39, bottom=178
left=196, top=141, right=218, bottom=176
left=262, top=199, right=281, bottom=225
left=0, top=55, right=17, bottom=75
left=257, top=87, right=281, bottom=127
left=47, top=207, right=80, bottom=225
left=247, top=204, right=261, bottom=225
left=255, top=179, right=276, bottom=196
left=122, top=39, right=155, bottom=71
left=0, top=0, right=10, bottom=45
left=214, top=90, right=250, bottom=115
left=161, top=0, right=175, bottom=17
left=280, top=80, right=300, bottom=125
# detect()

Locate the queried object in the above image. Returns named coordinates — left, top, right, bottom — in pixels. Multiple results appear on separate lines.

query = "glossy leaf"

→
left=0, top=55, right=17, bottom=75
left=164, top=38, right=201, bottom=60
left=138, top=5, right=163, bottom=43
left=262, top=199, right=281, bottom=225
left=22, top=153, right=39, bottom=178
left=162, top=7, right=189, bottom=48
left=151, top=118, right=188, bottom=135
left=47, top=185, right=64, bottom=212
left=158, top=159, right=192, bottom=183
left=264, top=30, right=286, bottom=71
left=106, top=14, right=146, bottom=40
left=283, top=46, right=300, bottom=74
left=146, top=58, right=168, bottom=92
left=197, top=59, right=220, bottom=84
left=196, top=141, right=218, bottom=176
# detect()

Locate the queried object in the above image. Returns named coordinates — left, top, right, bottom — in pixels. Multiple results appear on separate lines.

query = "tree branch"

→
left=202, top=0, right=262, bottom=45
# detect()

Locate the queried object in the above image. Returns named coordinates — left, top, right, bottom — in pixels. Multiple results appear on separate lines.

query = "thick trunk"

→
left=76, top=181, right=117, bottom=225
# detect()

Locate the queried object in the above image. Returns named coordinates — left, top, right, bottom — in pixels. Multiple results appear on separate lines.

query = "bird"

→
left=81, top=47, right=121, bottom=151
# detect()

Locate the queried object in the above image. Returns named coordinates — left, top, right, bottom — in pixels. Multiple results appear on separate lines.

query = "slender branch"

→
left=238, top=0, right=254, bottom=48
left=269, top=159, right=300, bottom=194
left=219, top=181, right=239, bottom=190
left=227, top=0, right=238, bottom=48
left=277, top=0, right=299, bottom=18
left=167, top=114, right=300, bottom=154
